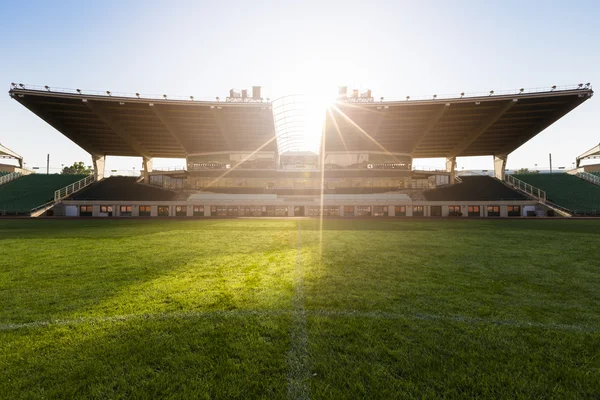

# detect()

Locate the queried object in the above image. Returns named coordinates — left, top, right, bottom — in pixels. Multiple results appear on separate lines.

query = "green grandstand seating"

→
left=514, top=173, right=600, bottom=215
left=589, top=171, right=600, bottom=179
left=0, top=171, right=10, bottom=177
left=0, top=174, right=87, bottom=215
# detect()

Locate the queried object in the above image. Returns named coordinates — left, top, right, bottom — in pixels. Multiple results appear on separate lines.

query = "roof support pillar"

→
left=142, top=157, right=153, bottom=184
left=446, top=157, right=457, bottom=184
left=494, top=154, right=507, bottom=181
left=92, top=155, right=105, bottom=180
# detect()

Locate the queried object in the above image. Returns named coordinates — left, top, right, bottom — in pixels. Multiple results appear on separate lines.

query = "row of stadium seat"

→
left=422, top=176, right=527, bottom=201
left=514, top=174, right=600, bottom=214
left=0, top=174, right=87, bottom=214
left=70, top=176, right=179, bottom=201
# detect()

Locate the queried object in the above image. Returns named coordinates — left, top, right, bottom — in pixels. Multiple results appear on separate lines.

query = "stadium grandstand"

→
left=5, top=82, right=596, bottom=217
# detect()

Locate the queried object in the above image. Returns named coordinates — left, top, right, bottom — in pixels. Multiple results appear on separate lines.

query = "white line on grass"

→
left=1, top=309, right=598, bottom=334
left=0, top=309, right=600, bottom=333
left=286, top=221, right=311, bottom=400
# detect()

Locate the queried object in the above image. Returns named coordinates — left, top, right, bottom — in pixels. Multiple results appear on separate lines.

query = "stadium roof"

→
left=325, top=86, right=593, bottom=158
left=9, top=84, right=593, bottom=160
left=0, top=142, right=22, bottom=162
left=576, top=143, right=600, bottom=164
left=9, top=85, right=276, bottom=158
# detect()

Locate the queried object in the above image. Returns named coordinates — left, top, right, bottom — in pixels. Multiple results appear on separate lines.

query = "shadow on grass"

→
left=0, top=313, right=291, bottom=399
left=0, top=223, right=298, bottom=324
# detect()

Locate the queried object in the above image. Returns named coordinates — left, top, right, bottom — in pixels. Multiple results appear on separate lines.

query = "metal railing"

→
left=54, top=175, right=95, bottom=201
left=576, top=171, right=600, bottom=186
left=504, top=174, right=547, bottom=203
left=10, top=83, right=591, bottom=104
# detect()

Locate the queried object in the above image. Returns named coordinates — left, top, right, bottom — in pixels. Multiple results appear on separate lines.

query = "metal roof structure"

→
left=0, top=142, right=23, bottom=167
left=9, top=85, right=276, bottom=158
left=576, top=143, right=600, bottom=166
left=8, top=84, right=593, bottom=160
left=325, top=86, right=593, bottom=158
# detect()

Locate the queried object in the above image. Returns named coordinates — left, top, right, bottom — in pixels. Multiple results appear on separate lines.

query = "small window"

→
left=175, top=205, right=187, bottom=217
left=508, top=205, right=521, bottom=217
left=323, top=206, right=339, bottom=216
left=79, top=205, right=93, bottom=216
left=468, top=205, right=480, bottom=217
left=430, top=205, right=442, bottom=217
left=228, top=206, right=239, bottom=217
left=216, top=206, right=228, bottom=216
left=395, top=206, right=406, bottom=217
left=139, top=205, right=151, bottom=217
left=448, top=205, right=462, bottom=217
left=487, top=205, right=500, bottom=217
left=344, top=206, right=355, bottom=217
left=100, top=205, right=113, bottom=216
left=120, top=205, right=132, bottom=216
left=413, top=206, right=424, bottom=217
left=357, top=206, right=371, bottom=217
left=193, top=205, right=204, bottom=216
left=373, top=206, right=387, bottom=217
left=158, top=206, right=170, bottom=217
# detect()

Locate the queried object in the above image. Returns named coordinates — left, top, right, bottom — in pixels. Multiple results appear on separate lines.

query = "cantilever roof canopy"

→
left=325, top=87, right=593, bottom=158
left=9, top=84, right=593, bottom=160
left=576, top=143, right=600, bottom=166
left=9, top=86, right=277, bottom=158
left=0, top=143, right=22, bottom=161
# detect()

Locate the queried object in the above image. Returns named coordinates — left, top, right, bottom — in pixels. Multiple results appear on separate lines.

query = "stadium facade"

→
left=6, top=83, right=595, bottom=217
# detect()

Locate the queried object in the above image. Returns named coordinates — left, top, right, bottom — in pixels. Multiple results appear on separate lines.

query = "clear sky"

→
left=1, top=0, right=598, bottom=174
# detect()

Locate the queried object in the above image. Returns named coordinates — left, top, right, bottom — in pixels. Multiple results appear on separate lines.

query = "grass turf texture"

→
left=1, top=219, right=599, bottom=399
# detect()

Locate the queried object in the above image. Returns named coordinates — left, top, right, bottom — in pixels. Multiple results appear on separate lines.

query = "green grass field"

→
left=1, top=219, right=599, bottom=399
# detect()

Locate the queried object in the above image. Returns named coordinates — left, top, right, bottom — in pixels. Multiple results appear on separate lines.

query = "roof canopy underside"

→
left=9, top=87, right=592, bottom=159
left=325, top=89, right=592, bottom=158
left=9, top=90, right=277, bottom=158
left=577, top=143, right=600, bottom=161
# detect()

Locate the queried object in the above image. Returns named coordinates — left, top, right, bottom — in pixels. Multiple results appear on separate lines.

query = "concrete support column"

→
left=388, top=205, right=395, bottom=217
left=142, top=157, right=153, bottom=183
left=406, top=206, right=413, bottom=217
left=92, top=155, right=106, bottom=180
left=494, top=154, right=507, bottom=180
left=446, top=157, right=457, bottom=184
left=288, top=206, right=294, bottom=217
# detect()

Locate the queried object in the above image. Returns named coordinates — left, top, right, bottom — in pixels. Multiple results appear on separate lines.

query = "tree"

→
left=516, top=168, right=538, bottom=174
left=61, top=161, right=93, bottom=175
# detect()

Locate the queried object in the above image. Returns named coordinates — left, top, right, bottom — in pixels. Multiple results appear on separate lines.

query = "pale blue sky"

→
left=1, top=0, right=598, bottom=174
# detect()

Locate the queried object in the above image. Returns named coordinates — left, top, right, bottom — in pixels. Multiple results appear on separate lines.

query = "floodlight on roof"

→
left=519, top=88, right=524, bottom=93
left=136, top=93, right=140, bottom=98
left=10, top=82, right=16, bottom=87
left=489, top=90, right=494, bottom=95
left=578, top=83, right=583, bottom=88
left=106, top=91, right=111, bottom=96
left=19, top=83, right=25, bottom=88
left=406, top=96, right=410, bottom=101
left=585, top=82, right=591, bottom=87
left=433, top=94, right=437, bottom=99
left=76, top=89, right=81, bottom=94
left=460, top=92, right=465, bottom=98
left=551, top=85, right=557, bottom=91
left=190, top=96, right=194, bottom=101
left=216, top=96, right=220, bottom=102
left=45, top=85, right=50, bottom=91
left=380, top=97, right=384, bottom=102
left=163, top=94, right=167, bottom=99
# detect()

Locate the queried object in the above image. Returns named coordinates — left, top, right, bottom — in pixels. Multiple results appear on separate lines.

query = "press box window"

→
left=395, top=206, right=406, bottom=217
left=413, top=206, right=424, bottom=217
left=158, top=206, right=170, bottom=216
left=79, top=205, right=93, bottom=216
left=100, top=205, right=113, bottom=216
left=487, top=205, right=500, bottom=217
left=467, top=206, right=480, bottom=217
left=508, top=205, right=521, bottom=217
left=139, top=205, right=151, bottom=217
left=193, top=206, right=204, bottom=216
left=175, top=205, right=187, bottom=217
left=120, top=205, right=132, bottom=216
left=448, top=206, right=461, bottom=216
